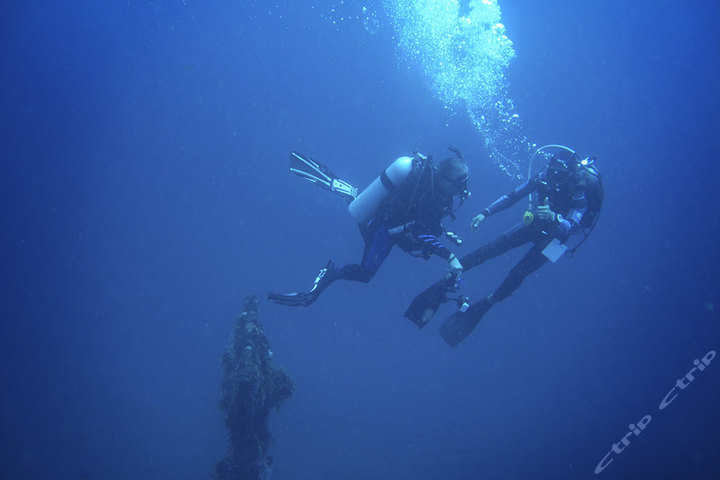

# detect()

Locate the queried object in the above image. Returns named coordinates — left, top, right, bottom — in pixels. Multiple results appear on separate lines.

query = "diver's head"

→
left=436, top=156, right=470, bottom=197
left=546, top=154, right=577, bottom=185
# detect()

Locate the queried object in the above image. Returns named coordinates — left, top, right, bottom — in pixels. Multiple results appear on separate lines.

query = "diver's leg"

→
left=407, top=224, right=534, bottom=329
left=438, top=231, right=549, bottom=345
left=490, top=239, right=549, bottom=303
left=271, top=222, right=394, bottom=307
left=336, top=224, right=394, bottom=283
left=461, top=223, right=535, bottom=271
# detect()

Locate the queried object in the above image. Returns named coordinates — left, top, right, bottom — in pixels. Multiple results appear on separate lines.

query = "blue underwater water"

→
left=1, top=1, right=719, bottom=479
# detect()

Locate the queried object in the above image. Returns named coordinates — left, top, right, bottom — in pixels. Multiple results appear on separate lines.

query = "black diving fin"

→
left=268, top=260, right=336, bottom=307
left=405, top=277, right=458, bottom=329
left=438, top=298, right=492, bottom=347
left=289, top=151, right=358, bottom=202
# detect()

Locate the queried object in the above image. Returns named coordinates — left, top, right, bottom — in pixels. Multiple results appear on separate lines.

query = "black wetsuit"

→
left=336, top=166, right=455, bottom=283
left=269, top=157, right=466, bottom=308
left=462, top=169, right=588, bottom=303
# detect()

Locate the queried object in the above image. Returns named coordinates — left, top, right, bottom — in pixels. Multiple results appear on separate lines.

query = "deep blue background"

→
left=1, top=1, right=719, bottom=479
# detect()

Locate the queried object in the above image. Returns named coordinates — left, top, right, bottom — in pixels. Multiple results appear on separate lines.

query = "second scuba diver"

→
left=268, top=148, right=471, bottom=307
left=405, top=145, right=603, bottom=346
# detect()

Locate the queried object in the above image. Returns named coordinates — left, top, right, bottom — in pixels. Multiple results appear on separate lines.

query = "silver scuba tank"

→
left=348, top=156, right=415, bottom=223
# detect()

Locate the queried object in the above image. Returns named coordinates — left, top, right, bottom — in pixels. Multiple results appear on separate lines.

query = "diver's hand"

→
left=470, top=212, right=486, bottom=230
left=446, top=254, right=463, bottom=279
left=536, top=197, right=557, bottom=222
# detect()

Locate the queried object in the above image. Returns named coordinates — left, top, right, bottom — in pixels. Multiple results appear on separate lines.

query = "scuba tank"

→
left=348, top=155, right=418, bottom=223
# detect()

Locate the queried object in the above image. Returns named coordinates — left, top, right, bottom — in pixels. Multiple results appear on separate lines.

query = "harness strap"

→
left=380, top=169, right=397, bottom=192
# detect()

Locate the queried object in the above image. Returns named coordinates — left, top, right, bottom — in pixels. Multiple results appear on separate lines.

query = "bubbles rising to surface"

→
left=387, top=0, right=532, bottom=178
left=321, top=1, right=382, bottom=34
left=314, top=0, right=533, bottom=177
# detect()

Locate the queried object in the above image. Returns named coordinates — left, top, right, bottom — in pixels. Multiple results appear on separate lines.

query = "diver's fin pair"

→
left=268, top=260, right=336, bottom=307
left=438, top=298, right=493, bottom=347
left=404, top=277, right=456, bottom=329
left=289, top=151, right=358, bottom=202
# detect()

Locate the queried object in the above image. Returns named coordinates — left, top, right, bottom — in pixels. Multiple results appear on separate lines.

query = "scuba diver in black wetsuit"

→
left=268, top=149, right=471, bottom=307
left=405, top=145, right=603, bottom=346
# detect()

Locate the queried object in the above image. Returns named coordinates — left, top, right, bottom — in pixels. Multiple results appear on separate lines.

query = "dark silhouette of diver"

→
left=268, top=149, right=471, bottom=307
left=405, top=145, right=603, bottom=346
